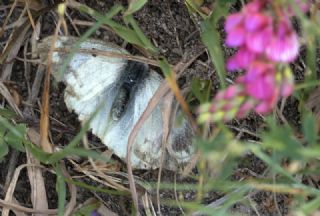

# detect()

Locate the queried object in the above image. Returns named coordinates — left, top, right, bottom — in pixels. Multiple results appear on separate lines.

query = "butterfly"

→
left=38, top=36, right=193, bottom=170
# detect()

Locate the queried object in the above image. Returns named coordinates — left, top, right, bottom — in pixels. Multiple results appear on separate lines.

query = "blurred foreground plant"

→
left=199, top=0, right=311, bottom=123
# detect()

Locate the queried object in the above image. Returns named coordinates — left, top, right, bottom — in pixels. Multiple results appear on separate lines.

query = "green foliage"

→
left=124, top=0, right=148, bottom=16
left=55, top=164, right=67, bottom=216
left=262, top=118, right=302, bottom=161
left=72, top=202, right=100, bottom=216
left=302, top=111, right=318, bottom=146
left=191, top=78, right=212, bottom=103
left=0, top=109, right=26, bottom=160
left=200, top=5, right=229, bottom=88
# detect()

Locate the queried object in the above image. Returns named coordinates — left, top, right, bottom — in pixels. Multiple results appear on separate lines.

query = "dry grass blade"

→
left=163, top=70, right=195, bottom=131
left=0, top=82, right=23, bottom=117
left=26, top=128, right=49, bottom=216
left=181, top=152, right=200, bottom=177
left=0, top=198, right=57, bottom=215
left=17, top=0, right=45, bottom=11
left=191, top=188, right=245, bottom=216
left=39, top=18, right=64, bottom=154
left=1, top=19, right=31, bottom=80
left=96, top=202, right=119, bottom=216
left=23, top=65, right=45, bottom=118
left=3, top=151, right=20, bottom=194
left=0, top=17, right=28, bottom=31
left=0, top=0, right=18, bottom=38
left=157, top=93, right=174, bottom=215
left=141, top=192, right=157, bottom=216
left=81, top=129, right=129, bottom=191
left=127, top=81, right=170, bottom=214
left=0, top=183, right=26, bottom=216
left=75, top=198, right=118, bottom=216
left=25, top=1, right=37, bottom=32
left=69, top=159, right=128, bottom=191
left=2, top=164, right=30, bottom=216
left=126, top=50, right=205, bottom=211
left=6, top=198, right=27, bottom=216
left=31, top=15, right=42, bottom=50
left=60, top=162, right=77, bottom=216
left=54, top=47, right=160, bottom=67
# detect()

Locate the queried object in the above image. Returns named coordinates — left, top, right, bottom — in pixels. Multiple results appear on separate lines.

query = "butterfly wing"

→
left=100, top=69, right=164, bottom=169
left=38, top=36, right=194, bottom=170
left=38, top=36, right=126, bottom=120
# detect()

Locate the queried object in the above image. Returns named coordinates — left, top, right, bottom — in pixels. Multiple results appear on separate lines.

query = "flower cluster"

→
left=199, top=0, right=310, bottom=122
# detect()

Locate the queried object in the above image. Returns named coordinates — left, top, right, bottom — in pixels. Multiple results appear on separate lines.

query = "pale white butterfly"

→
left=38, top=36, right=193, bottom=170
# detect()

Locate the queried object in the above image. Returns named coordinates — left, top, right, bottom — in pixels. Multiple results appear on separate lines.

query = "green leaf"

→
left=201, top=17, right=226, bottom=88
left=5, top=124, right=26, bottom=152
left=249, top=145, right=297, bottom=182
left=72, top=202, right=100, bottom=216
left=0, top=116, right=24, bottom=139
left=55, top=165, right=66, bottom=216
left=0, top=108, right=16, bottom=119
left=185, top=0, right=207, bottom=18
left=123, top=15, right=158, bottom=53
left=24, top=141, right=51, bottom=164
left=75, top=4, right=155, bottom=54
left=0, top=141, right=8, bottom=160
left=196, top=129, right=232, bottom=153
left=111, top=25, right=146, bottom=48
left=47, top=147, right=111, bottom=164
left=302, top=111, right=318, bottom=146
left=124, top=0, right=147, bottom=16
left=217, top=0, right=237, bottom=6
left=158, top=57, right=172, bottom=78
left=299, top=196, right=320, bottom=214
left=191, top=78, right=212, bottom=103
left=262, top=118, right=302, bottom=160
left=65, top=178, right=129, bottom=196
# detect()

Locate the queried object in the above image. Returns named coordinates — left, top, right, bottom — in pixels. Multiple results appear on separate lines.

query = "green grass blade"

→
left=201, top=18, right=226, bottom=88
left=124, top=0, right=147, bottom=16
left=55, top=164, right=66, bottom=216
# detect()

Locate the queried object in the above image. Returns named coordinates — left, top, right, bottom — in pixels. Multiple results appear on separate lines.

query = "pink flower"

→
left=237, top=99, right=256, bottom=118
left=226, top=27, right=246, bottom=47
left=245, top=61, right=274, bottom=82
left=244, top=12, right=270, bottom=32
left=266, top=32, right=299, bottom=63
left=198, top=0, right=305, bottom=123
left=254, top=101, right=273, bottom=113
left=245, top=73, right=278, bottom=101
left=225, top=1, right=300, bottom=67
left=227, top=47, right=257, bottom=71
left=265, top=17, right=299, bottom=62
left=225, top=13, right=243, bottom=32
left=246, top=27, right=272, bottom=53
